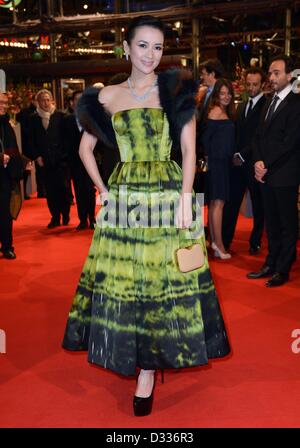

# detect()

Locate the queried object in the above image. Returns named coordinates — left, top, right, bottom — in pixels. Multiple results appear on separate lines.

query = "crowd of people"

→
left=0, top=86, right=118, bottom=259
left=1, top=54, right=300, bottom=284
left=1, top=53, right=299, bottom=280
left=195, top=55, right=300, bottom=287
left=1, top=13, right=300, bottom=418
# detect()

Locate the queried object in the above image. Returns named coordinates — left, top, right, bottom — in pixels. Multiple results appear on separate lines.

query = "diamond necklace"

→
left=127, top=76, right=158, bottom=102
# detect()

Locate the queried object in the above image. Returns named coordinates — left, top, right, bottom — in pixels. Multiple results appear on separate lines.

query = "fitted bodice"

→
left=111, top=108, right=172, bottom=162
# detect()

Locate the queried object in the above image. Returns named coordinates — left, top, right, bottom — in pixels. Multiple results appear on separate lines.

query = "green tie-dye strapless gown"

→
left=62, top=108, right=230, bottom=376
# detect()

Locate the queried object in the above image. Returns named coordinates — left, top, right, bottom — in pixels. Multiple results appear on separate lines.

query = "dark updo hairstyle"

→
left=207, top=78, right=236, bottom=120
left=125, top=15, right=166, bottom=46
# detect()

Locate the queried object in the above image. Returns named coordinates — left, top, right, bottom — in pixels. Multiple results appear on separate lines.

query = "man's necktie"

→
left=203, top=87, right=212, bottom=106
left=246, top=98, right=253, bottom=117
left=265, top=95, right=280, bottom=121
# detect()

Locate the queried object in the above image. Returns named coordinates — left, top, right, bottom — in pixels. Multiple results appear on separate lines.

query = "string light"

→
left=0, top=38, right=52, bottom=50
left=0, top=40, right=28, bottom=48
left=0, top=38, right=113, bottom=54
left=71, top=48, right=114, bottom=54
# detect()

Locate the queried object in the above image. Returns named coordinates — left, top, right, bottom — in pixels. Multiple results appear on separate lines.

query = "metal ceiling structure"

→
left=0, top=1, right=299, bottom=35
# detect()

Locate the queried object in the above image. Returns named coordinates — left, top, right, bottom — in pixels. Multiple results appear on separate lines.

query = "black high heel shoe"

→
left=133, top=370, right=164, bottom=417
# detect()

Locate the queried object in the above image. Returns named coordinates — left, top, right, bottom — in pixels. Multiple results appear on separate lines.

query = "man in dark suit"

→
left=196, top=59, right=225, bottom=157
left=64, top=91, right=96, bottom=230
left=0, top=92, right=17, bottom=259
left=199, top=59, right=225, bottom=114
left=29, top=89, right=70, bottom=228
left=16, top=98, right=40, bottom=199
left=222, top=68, right=266, bottom=254
left=0, top=91, right=30, bottom=259
left=247, top=55, right=300, bottom=287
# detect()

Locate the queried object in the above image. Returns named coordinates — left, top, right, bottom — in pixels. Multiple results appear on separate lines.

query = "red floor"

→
left=0, top=196, right=300, bottom=428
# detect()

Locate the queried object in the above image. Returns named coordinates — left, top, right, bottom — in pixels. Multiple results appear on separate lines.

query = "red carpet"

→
left=0, top=196, right=300, bottom=428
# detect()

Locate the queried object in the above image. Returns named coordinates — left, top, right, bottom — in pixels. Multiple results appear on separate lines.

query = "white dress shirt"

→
left=245, top=92, right=264, bottom=117
left=76, top=117, right=83, bottom=132
left=271, top=83, right=292, bottom=112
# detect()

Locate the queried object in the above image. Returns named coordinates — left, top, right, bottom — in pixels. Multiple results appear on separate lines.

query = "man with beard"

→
left=247, top=55, right=300, bottom=287
left=29, top=89, right=70, bottom=228
left=222, top=68, right=266, bottom=254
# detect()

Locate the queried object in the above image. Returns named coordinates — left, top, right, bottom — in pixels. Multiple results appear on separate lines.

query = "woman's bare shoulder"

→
left=98, top=85, right=115, bottom=104
left=98, top=83, right=127, bottom=105
left=208, top=106, right=227, bottom=120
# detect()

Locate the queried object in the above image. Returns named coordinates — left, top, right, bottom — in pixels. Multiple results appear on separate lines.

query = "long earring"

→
left=125, top=53, right=129, bottom=61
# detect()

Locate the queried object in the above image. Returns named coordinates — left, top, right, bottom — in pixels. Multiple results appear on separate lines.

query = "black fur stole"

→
left=76, top=69, right=199, bottom=157
left=76, top=87, right=117, bottom=149
left=157, top=69, right=198, bottom=150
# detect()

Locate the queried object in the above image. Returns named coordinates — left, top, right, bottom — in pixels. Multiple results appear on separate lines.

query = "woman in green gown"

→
left=62, top=15, right=230, bottom=417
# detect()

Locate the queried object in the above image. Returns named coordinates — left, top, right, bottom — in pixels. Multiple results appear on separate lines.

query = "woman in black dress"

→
left=202, top=79, right=235, bottom=259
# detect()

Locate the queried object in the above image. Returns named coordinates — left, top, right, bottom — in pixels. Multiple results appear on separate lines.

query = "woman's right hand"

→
left=99, top=189, right=110, bottom=206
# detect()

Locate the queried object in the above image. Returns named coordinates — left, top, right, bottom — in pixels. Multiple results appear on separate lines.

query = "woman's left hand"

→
left=175, top=193, right=193, bottom=229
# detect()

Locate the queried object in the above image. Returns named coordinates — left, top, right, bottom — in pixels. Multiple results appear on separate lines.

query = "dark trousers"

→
left=35, top=164, right=47, bottom=197
left=222, top=165, right=264, bottom=249
left=65, top=168, right=74, bottom=204
left=0, top=169, right=13, bottom=251
left=44, top=166, right=71, bottom=222
left=23, top=170, right=29, bottom=197
left=262, top=184, right=298, bottom=275
left=71, top=164, right=96, bottom=224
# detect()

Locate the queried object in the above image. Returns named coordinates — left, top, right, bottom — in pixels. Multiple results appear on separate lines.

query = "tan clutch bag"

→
left=176, top=243, right=205, bottom=273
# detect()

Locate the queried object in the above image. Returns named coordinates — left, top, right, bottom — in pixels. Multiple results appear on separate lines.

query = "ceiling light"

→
left=212, top=16, right=226, bottom=22
left=266, top=33, right=278, bottom=42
